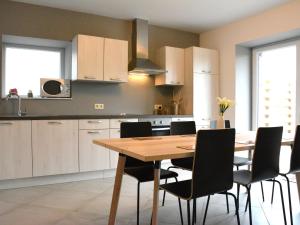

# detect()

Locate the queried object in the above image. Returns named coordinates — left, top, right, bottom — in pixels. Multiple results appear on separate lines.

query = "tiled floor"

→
left=0, top=171, right=300, bottom=225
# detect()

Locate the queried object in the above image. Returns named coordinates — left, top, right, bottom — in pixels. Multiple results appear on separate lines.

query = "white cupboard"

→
left=155, top=46, right=185, bottom=86
left=104, top=38, right=128, bottom=82
left=0, top=121, right=32, bottom=180
left=32, top=120, right=79, bottom=176
left=193, top=47, right=219, bottom=75
left=72, top=34, right=104, bottom=81
left=72, top=34, right=128, bottom=82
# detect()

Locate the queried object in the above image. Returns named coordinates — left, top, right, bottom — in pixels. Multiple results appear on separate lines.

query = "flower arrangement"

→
left=7, top=88, right=19, bottom=98
left=217, top=97, right=233, bottom=117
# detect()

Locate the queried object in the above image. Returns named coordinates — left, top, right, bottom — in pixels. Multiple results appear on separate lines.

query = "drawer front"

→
left=79, top=119, right=109, bottom=130
left=171, top=117, right=194, bottom=122
left=109, top=118, right=138, bottom=129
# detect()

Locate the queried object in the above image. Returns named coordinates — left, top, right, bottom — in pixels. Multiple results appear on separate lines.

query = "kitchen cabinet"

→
left=193, top=47, right=219, bottom=75
left=104, top=38, right=128, bottom=82
left=72, top=34, right=104, bottom=81
left=32, top=120, right=79, bottom=176
left=109, top=118, right=138, bottom=168
left=173, top=46, right=219, bottom=123
left=171, top=117, right=194, bottom=122
left=155, top=46, right=184, bottom=86
left=193, top=73, right=219, bottom=126
left=79, top=120, right=110, bottom=172
left=0, top=121, right=32, bottom=180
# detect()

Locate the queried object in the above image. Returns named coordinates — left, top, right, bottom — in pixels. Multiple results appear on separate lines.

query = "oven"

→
left=139, top=118, right=171, bottom=136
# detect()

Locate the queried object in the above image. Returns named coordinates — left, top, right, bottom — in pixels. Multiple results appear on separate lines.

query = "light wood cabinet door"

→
left=73, top=34, right=104, bottom=80
left=104, top=38, right=128, bottom=82
left=155, top=46, right=184, bottom=86
left=193, top=47, right=219, bottom=75
left=79, top=129, right=110, bottom=172
left=32, top=120, right=79, bottom=176
left=193, top=73, right=219, bottom=126
left=0, top=121, right=32, bottom=180
left=109, top=129, right=121, bottom=169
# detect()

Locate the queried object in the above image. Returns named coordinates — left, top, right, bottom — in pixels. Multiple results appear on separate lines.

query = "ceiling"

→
left=13, top=0, right=293, bottom=33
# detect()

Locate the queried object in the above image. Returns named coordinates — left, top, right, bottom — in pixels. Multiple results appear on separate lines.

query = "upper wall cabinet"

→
left=155, top=46, right=184, bottom=86
left=192, top=47, right=219, bottom=75
left=72, top=34, right=104, bottom=81
left=104, top=38, right=128, bottom=82
left=72, top=34, right=128, bottom=82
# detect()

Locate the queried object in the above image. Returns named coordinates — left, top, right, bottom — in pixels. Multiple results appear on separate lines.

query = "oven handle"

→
left=152, top=127, right=170, bottom=131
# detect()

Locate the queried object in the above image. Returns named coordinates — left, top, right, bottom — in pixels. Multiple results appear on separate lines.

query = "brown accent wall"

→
left=0, top=0, right=199, bottom=115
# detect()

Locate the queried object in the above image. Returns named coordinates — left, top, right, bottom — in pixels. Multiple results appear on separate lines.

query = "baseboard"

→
left=0, top=169, right=116, bottom=190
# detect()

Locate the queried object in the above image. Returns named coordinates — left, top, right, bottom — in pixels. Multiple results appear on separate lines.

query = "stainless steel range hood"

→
left=128, top=19, right=166, bottom=75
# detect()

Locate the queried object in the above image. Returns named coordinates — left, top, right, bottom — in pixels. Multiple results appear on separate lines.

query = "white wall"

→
left=199, top=0, right=300, bottom=129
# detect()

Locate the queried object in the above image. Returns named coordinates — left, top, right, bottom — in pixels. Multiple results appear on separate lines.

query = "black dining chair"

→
left=120, top=122, right=180, bottom=225
left=270, top=125, right=300, bottom=225
left=233, top=127, right=286, bottom=225
left=162, top=121, right=196, bottom=206
left=160, top=128, right=240, bottom=225
left=210, top=120, right=265, bottom=203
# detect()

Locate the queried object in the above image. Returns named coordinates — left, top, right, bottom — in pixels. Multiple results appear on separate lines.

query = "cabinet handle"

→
left=88, top=121, right=103, bottom=124
left=170, top=81, right=175, bottom=84
left=201, top=70, right=206, bottom=73
left=0, top=122, right=13, bottom=125
left=88, top=131, right=101, bottom=134
left=48, top=121, right=62, bottom=125
left=84, top=76, right=96, bottom=80
left=110, top=78, right=122, bottom=81
left=176, top=81, right=180, bottom=84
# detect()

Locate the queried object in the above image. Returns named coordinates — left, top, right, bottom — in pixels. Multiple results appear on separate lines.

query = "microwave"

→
left=40, top=78, right=71, bottom=98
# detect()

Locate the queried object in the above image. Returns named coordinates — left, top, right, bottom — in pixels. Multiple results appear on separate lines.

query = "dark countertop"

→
left=0, top=114, right=193, bottom=120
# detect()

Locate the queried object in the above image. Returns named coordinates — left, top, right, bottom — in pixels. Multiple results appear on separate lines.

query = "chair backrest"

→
left=251, top=127, right=283, bottom=182
left=289, top=125, right=300, bottom=173
left=191, top=129, right=236, bottom=198
left=120, top=122, right=153, bottom=167
left=210, top=120, right=231, bottom=129
left=170, top=121, right=196, bottom=135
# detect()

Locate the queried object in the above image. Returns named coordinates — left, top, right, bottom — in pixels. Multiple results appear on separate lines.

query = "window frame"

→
left=2, top=42, right=66, bottom=98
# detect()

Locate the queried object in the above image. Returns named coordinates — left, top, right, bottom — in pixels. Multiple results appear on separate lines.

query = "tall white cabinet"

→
left=177, top=47, right=219, bottom=129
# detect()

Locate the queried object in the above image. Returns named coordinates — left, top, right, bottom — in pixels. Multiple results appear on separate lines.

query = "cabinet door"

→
left=77, top=35, right=104, bottom=80
left=109, top=129, right=121, bottom=169
left=104, top=38, right=128, bottom=82
left=165, top=47, right=184, bottom=85
left=193, top=48, right=219, bottom=75
left=32, top=120, right=79, bottom=176
left=193, top=74, right=219, bottom=126
left=79, top=129, right=110, bottom=172
left=0, top=121, right=32, bottom=180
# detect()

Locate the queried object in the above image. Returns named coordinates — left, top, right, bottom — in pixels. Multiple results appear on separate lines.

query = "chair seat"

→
left=233, top=170, right=252, bottom=185
left=233, top=156, right=251, bottom=167
left=125, top=166, right=178, bottom=183
left=160, top=180, right=192, bottom=200
left=171, top=158, right=193, bottom=171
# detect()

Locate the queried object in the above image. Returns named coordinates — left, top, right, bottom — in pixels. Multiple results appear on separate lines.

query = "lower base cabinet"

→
left=79, top=129, right=110, bottom=172
left=109, top=129, right=121, bottom=169
left=32, top=120, right=79, bottom=176
left=0, top=121, right=32, bottom=180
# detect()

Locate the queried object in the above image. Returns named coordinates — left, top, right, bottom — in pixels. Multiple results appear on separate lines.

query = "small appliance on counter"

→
left=40, top=78, right=71, bottom=98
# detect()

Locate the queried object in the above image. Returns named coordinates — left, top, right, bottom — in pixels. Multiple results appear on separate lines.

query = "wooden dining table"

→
left=93, top=132, right=295, bottom=225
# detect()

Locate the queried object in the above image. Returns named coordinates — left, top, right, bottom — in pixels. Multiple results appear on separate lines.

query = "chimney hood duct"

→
left=128, top=19, right=166, bottom=75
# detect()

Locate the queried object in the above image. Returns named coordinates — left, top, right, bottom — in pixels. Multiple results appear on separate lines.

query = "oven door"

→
left=151, top=126, right=170, bottom=136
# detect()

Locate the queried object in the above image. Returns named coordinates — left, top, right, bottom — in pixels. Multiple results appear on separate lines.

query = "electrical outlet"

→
left=154, top=104, right=162, bottom=110
left=94, top=104, right=104, bottom=110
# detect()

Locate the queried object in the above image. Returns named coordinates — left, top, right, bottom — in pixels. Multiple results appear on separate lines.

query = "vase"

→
left=216, top=115, right=225, bottom=129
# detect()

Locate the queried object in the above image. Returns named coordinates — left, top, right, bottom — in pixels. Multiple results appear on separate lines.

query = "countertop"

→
left=0, top=114, right=193, bottom=120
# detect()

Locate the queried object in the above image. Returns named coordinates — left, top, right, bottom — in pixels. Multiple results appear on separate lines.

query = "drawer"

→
left=110, top=128, right=120, bottom=138
left=79, top=119, right=109, bottom=130
left=171, top=117, right=194, bottom=122
left=196, top=125, right=210, bottom=130
left=110, top=118, right=138, bottom=129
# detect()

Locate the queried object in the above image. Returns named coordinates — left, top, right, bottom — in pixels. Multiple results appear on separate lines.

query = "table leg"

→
left=108, top=153, right=126, bottom=225
left=152, top=161, right=161, bottom=225
left=296, top=173, right=300, bottom=203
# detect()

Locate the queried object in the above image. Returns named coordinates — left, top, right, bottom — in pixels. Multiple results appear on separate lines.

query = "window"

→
left=252, top=40, right=300, bottom=134
left=2, top=44, right=64, bottom=97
